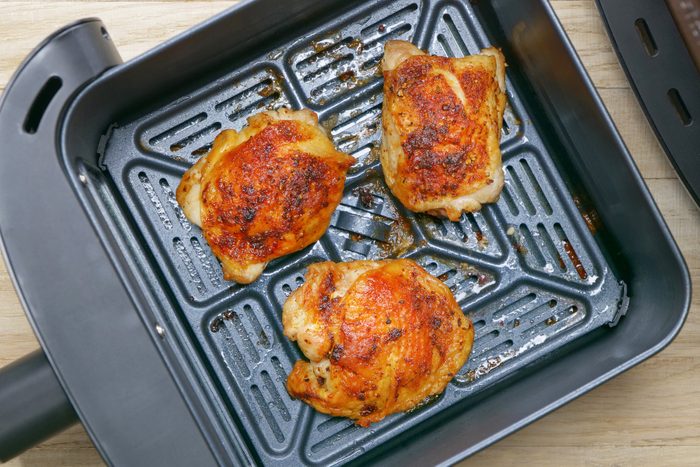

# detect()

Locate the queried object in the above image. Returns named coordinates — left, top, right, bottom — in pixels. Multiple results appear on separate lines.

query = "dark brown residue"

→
left=379, top=210, right=415, bottom=258
left=191, top=145, right=211, bottom=157
left=349, top=178, right=416, bottom=258
left=267, top=67, right=285, bottom=84
left=512, top=241, right=528, bottom=255
left=562, top=240, right=587, bottom=279
left=338, top=70, right=356, bottom=82
left=556, top=252, right=566, bottom=270
left=210, top=309, right=238, bottom=333
left=311, top=41, right=325, bottom=53
left=353, top=186, right=375, bottom=208
left=573, top=196, right=602, bottom=235
left=209, top=316, right=224, bottom=333
left=257, top=85, right=276, bottom=98
left=581, top=211, right=599, bottom=235
left=170, top=142, right=185, bottom=153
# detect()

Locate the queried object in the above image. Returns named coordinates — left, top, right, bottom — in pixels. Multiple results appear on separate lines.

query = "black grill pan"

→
left=0, top=0, right=690, bottom=465
left=97, top=1, right=627, bottom=463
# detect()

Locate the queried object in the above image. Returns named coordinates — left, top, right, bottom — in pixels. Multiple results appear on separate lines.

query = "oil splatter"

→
left=338, top=70, right=356, bottom=82
left=353, top=186, right=375, bottom=208
left=562, top=240, right=587, bottom=279
left=210, top=316, right=224, bottom=333
left=405, top=393, right=441, bottom=413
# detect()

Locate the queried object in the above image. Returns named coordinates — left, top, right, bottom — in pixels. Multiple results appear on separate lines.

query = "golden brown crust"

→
left=176, top=109, right=355, bottom=283
left=380, top=41, right=506, bottom=221
left=284, top=259, right=474, bottom=426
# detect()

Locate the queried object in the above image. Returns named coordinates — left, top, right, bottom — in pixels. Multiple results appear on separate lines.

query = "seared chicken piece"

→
left=284, top=259, right=473, bottom=426
left=380, top=40, right=506, bottom=221
left=176, top=109, right=355, bottom=284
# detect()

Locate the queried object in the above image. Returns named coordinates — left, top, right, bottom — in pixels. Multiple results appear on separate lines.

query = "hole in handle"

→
left=634, top=18, right=658, bottom=57
left=668, top=88, right=693, bottom=126
left=23, top=76, right=62, bottom=134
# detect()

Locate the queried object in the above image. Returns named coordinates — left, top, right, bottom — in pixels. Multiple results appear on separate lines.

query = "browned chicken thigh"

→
left=283, top=259, right=474, bottom=426
left=381, top=40, right=506, bottom=221
left=176, top=109, right=355, bottom=283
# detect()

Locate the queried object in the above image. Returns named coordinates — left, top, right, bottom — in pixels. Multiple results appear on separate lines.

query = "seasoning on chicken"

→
left=283, top=259, right=473, bottom=426
left=380, top=40, right=506, bottom=221
left=176, top=109, right=355, bottom=284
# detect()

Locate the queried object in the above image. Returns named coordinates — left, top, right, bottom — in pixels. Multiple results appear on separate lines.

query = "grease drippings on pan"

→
left=209, top=309, right=236, bottom=333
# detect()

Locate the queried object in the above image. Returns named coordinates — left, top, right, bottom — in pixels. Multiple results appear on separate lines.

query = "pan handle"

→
left=0, top=350, right=78, bottom=462
left=0, top=18, right=122, bottom=461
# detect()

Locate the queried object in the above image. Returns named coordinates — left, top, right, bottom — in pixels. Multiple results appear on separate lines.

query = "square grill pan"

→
left=92, top=0, right=626, bottom=464
left=0, top=0, right=689, bottom=465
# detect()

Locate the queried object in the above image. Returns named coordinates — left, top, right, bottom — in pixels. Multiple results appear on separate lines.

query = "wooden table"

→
left=1, top=1, right=698, bottom=465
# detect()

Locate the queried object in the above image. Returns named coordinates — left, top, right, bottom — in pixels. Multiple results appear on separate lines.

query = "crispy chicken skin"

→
left=176, top=109, right=355, bottom=284
left=284, top=259, right=473, bottom=426
left=380, top=40, right=506, bottom=221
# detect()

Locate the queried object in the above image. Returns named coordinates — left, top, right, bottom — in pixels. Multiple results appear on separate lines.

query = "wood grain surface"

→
left=1, top=1, right=698, bottom=466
